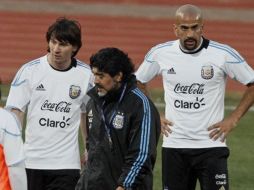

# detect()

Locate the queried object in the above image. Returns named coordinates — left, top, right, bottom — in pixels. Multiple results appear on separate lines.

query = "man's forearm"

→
left=136, top=81, right=149, bottom=96
left=8, top=162, right=27, bottom=190
left=229, top=83, right=254, bottom=123
left=10, top=108, right=25, bottom=127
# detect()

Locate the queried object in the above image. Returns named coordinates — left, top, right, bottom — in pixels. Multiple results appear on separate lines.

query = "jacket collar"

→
left=88, top=74, right=137, bottom=105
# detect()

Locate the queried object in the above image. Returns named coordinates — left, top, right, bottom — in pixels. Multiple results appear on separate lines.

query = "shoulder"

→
left=15, top=56, right=46, bottom=77
left=208, top=40, right=240, bottom=56
left=20, top=56, right=45, bottom=71
left=147, top=40, right=176, bottom=55
left=0, top=108, right=21, bottom=135
left=74, top=60, right=93, bottom=86
left=208, top=40, right=244, bottom=63
left=75, top=59, right=92, bottom=73
left=129, top=88, right=152, bottom=108
left=126, top=88, right=159, bottom=120
left=11, top=56, right=46, bottom=86
left=0, top=108, right=14, bottom=120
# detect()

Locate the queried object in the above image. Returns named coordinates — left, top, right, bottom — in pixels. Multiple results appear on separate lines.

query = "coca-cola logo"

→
left=41, top=100, right=72, bottom=113
left=174, top=83, right=204, bottom=94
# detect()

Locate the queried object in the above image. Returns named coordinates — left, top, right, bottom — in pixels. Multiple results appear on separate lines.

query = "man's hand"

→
left=81, top=149, right=88, bottom=166
left=160, top=116, right=173, bottom=137
left=208, top=116, right=237, bottom=142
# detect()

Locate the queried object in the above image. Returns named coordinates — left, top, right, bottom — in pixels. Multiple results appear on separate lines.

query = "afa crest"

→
left=201, top=65, right=214, bottom=80
left=69, top=85, right=81, bottom=99
left=113, top=112, right=124, bottom=129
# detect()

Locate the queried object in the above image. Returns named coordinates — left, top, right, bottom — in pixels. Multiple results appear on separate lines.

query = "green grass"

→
left=1, top=85, right=253, bottom=190
left=149, top=88, right=254, bottom=190
left=151, top=110, right=254, bottom=190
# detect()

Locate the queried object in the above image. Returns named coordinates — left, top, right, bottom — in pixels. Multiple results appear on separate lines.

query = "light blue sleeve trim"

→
left=12, top=59, right=40, bottom=86
left=123, top=88, right=151, bottom=188
left=209, top=42, right=244, bottom=64
left=145, top=41, right=174, bottom=63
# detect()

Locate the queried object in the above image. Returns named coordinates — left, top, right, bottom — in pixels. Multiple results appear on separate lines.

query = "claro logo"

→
left=174, top=97, right=205, bottom=109
left=39, top=116, right=70, bottom=128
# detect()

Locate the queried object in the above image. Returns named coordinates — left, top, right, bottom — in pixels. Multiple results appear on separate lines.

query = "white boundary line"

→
left=154, top=103, right=254, bottom=112
left=2, top=96, right=253, bottom=112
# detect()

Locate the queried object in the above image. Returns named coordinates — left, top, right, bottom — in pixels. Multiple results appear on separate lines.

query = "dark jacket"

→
left=76, top=75, right=160, bottom=190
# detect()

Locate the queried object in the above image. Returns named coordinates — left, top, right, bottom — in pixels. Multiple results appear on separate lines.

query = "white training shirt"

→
left=6, top=55, right=93, bottom=169
left=0, top=108, right=25, bottom=166
left=136, top=38, right=254, bottom=148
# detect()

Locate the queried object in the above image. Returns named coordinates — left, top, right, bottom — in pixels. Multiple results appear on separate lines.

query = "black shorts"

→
left=26, top=168, right=80, bottom=190
left=162, top=147, right=230, bottom=190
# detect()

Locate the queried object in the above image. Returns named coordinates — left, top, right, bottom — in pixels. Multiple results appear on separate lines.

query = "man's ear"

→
left=173, top=24, right=178, bottom=37
left=72, top=46, right=78, bottom=54
left=115, top=72, right=123, bottom=82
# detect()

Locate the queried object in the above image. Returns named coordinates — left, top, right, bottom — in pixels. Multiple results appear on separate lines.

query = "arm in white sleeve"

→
left=135, top=46, right=161, bottom=84
left=8, top=161, right=27, bottom=190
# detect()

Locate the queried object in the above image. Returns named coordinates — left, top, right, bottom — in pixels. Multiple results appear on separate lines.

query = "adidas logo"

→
left=36, top=84, right=46, bottom=91
left=167, top=67, right=176, bottom=74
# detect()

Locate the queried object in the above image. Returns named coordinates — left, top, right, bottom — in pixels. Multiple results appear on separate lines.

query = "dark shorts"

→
left=162, top=147, right=230, bottom=190
left=26, top=168, right=80, bottom=190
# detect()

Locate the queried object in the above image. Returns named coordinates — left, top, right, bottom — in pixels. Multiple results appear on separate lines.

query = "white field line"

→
left=154, top=103, right=254, bottom=112
left=1, top=96, right=254, bottom=111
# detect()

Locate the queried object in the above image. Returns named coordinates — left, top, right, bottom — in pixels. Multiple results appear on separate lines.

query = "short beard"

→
left=98, top=91, right=107, bottom=97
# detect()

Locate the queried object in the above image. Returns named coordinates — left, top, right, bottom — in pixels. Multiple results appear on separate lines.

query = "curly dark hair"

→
left=46, top=17, right=82, bottom=57
left=90, top=47, right=134, bottom=82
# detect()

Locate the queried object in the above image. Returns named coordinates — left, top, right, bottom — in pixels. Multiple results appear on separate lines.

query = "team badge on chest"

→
left=69, top=85, right=81, bottom=99
left=113, top=112, right=124, bottom=129
left=201, top=65, right=214, bottom=80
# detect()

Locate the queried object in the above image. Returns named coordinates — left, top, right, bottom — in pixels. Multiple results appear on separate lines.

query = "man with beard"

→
left=135, top=4, right=254, bottom=190
left=75, top=47, right=161, bottom=190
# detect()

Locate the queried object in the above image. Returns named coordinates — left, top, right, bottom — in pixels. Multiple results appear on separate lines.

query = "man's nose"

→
left=53, top=44, right=60, bottom=52
left=186, top=29, right=194, bottom=37
left=94, top=76, right=100, bottom=84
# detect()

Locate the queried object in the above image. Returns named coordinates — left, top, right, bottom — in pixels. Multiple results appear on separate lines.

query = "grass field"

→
left=1, top=85, right=253, bottom=190
left=150, top=88, right=254, bottom=190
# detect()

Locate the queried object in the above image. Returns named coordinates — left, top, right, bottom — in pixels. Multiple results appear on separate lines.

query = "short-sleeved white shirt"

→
left=0, top=108, right=25, bottom=166
left=136, top=39, right=254, bottom=148
left=6, top=55, right=93, bottom=169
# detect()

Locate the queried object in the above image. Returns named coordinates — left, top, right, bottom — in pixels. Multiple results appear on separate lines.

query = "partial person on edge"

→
left=0, top=91, right=27, bottom=190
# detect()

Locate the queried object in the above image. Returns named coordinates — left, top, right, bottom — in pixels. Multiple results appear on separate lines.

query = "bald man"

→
left=136, top=4, right=254, bottom=190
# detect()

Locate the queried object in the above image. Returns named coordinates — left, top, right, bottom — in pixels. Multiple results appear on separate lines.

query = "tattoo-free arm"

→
left=208, top=83, right=254, bottom=141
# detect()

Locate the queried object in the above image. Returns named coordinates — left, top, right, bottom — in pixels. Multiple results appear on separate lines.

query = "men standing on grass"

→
left=135, top=4, right=254, bottom=190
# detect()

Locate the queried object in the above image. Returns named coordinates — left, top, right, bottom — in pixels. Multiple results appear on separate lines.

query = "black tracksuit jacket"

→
left=76, top=76, right=160, bottom=190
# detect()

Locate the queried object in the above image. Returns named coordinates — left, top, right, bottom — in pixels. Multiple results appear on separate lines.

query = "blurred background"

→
left=0, top=0, right=253, bottom=189
left=0, top=0, right=254, bottom=90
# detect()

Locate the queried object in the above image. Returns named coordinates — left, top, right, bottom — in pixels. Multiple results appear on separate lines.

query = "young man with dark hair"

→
left=6, top=17, right=93, bottom=190
left=76, top=47, right=161, bottom=190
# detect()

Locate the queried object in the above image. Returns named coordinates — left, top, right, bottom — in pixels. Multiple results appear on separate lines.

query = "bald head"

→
left=175, top=4, right=203, bottom=24
left=173, top=4, right=204, bottom=51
